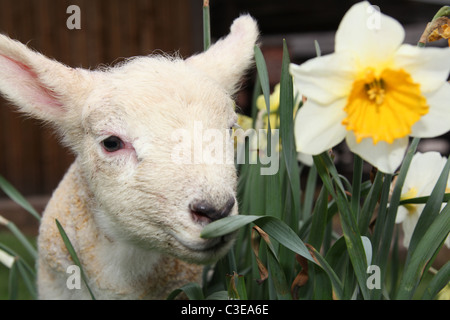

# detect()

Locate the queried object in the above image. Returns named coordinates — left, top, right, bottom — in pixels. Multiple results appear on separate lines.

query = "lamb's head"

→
left=0, top=15, right=259, bottom=264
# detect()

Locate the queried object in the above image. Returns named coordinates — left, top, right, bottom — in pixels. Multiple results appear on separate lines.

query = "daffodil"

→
left=290, top=1, right=450, bottom=174
left=255, top=83, right=281, bottom=130
left=256, top=83, right=281, bottom=113
left=254, top=83, right=313, bottom=165
left=396, top=152, right=450, bottom=248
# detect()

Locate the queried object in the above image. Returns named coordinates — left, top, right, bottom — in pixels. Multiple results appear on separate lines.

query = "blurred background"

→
left=0, top=0, right=448, bottom=235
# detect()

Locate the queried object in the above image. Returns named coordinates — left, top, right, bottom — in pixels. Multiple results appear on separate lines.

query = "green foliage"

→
left=195, top=39, right=450, bottom=300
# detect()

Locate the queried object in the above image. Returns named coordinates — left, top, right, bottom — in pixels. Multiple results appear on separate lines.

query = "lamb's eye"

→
left=101, top=136, right=124, bottom=152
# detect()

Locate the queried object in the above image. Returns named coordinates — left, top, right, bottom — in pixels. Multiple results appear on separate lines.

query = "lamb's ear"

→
left=0, top=34, right=90, bottom=125
left=187, top=14, right=259, bottom=95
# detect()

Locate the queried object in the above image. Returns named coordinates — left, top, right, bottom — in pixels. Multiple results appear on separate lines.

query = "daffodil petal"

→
left=394, top=44, right=450, bottom=93
left=401, top=210, right=420, bottom=248
left=403, top=152, right=446, bottom=196
left=346, top=133, right=408, bottom=174
left=290, top=53, right=355, bottom=105
left=335, top=1, right=404, bottom=66
left=396, top=206, right=408, bottom=224
left=294, top=99, right=347, bottom=155
left=411, top=82, right=450, bottom=138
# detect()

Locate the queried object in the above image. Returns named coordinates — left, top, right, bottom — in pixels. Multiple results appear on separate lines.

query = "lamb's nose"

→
left=189, top=197, right=235, bottom=224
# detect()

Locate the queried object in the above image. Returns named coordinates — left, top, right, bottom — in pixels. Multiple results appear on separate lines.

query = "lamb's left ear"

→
left=187, top=14, right=259, bottom=95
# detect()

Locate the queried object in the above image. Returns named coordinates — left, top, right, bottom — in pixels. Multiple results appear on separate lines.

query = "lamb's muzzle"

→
left=189, top=196, right=235, bottom=224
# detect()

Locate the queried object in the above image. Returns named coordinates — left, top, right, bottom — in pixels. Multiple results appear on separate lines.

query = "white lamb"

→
left=0, top=15, right=259, bottom=299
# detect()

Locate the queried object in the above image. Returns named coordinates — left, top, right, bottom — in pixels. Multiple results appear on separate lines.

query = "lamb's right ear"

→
left=186, top=15, right=259, bottom=95
left=0, top=34, right=90, bottom=125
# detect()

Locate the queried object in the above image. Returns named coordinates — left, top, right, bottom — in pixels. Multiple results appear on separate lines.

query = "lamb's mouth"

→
left=172, top=231, right=237, bottom=253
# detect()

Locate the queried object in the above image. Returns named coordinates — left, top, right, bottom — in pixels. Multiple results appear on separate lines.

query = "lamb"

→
left=0, top=15, right=259, bottom=299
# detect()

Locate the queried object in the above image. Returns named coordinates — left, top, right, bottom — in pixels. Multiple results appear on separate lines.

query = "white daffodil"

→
left=396, top=152, right=450, bottom=248
left=290, top=1, right=450, bottom=174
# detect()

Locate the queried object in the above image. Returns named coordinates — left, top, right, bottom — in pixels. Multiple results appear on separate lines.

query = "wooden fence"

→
left=0, top=0, right=199, bottom=198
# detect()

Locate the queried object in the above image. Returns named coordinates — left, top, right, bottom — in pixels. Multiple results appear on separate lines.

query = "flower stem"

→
left=203, top=0, right=211, bottom=51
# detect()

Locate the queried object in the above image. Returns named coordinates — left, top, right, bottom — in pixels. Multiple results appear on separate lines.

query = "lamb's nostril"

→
left=189, top=197, right=235, bottom=224
left=220, top=197, right=235, bottom=218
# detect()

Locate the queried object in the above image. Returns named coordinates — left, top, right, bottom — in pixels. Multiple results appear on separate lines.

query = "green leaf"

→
left=396, top=201, right=450, bottom=299
left=16, top=259, right=38, bottom=299
left=8, top=260, right=19, bottom=300
left=279, top=40, right=295, bottom=182
left=399, top=193, right=450, bottom=205
left=202, top=215, right=313, bottom=262
left=302, top=165, right=318, bottom=221
left=254, top=45, right=272, bottom=133
left=3, top=220, right=38, bottom=261
left=308, top=186, right=329, bottom=249
left=167, top=282, right=205, bottom=300
left=201, top=215, right=261, bottom=238
left=227, top=272, right=248, bottom=300
left=371, top=137, right=420, bottom=299
left=206, top=290, right=229, bottom=300
left=313, top=152, right=370, bottom=299
left=359, top=170, right=383, bottom=233
left=351, top=154, right=363, bottom=219
left=266, top=249, right=291, bottom=300
left=0, top=175, right=41, bottom=221
left=253, top=225, right=291, bottom=299
left=202, top=1, right=211, bottom=51
left=421, top=262, right=450, bottom=300
left=279, top=39, right=301, bottom=230
left=407, top=155, right=450, bottom=260
left=55, top=219, right=96, bottom=300
left=308, top=244, right=344, bottom=300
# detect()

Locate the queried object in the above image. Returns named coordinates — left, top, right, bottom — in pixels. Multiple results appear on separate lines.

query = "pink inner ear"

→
left=0, top=54, right=63, bottom=111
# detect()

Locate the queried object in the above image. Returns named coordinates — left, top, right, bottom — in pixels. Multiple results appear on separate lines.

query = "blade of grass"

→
left=202, top=215, right=314, bottom=262
left=279, top=40, right=298, bottom=192
left=372, top=137, right=420, bottom=299
left=400, top=193, right=450, bottom=205
left=1, top=216, right=37, bottom=260
left=8, top=260, right=19, bottom=300
left=307, top=244, right=344, bottom=300
left=421, top=261, right=450, bottom=300
left=55, top=219, right=96, bottom=300
left=0, top=175, right=40, bottom=221
left=396, top=201, right=450, bottom=299
left=279, top=39, right=301, bottom=231
left=313, top=152, right=370, bottom=299
left=351, top=154, right=363, bottom=219
left=254, top=46, right=271, bottom=127
left=359, top=170, right=383, bottom=233
left=302, top=165, right=317, bottom=221
left=251, top=76, right=262, bottom=126
left=202, top=0, right=211, bottom=51
left=370, top=172, right=393, bottom=255
left=308, top=186, right=329, bottom=249
left=253, top=226, right=291, bottom=299
left=167, top=282, right=205, bottom=300
left=227, top=272, right=248, bottom=300
left=16, top=259, right=38, bottom=299
left=406, top=155, right=450, bottom=261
